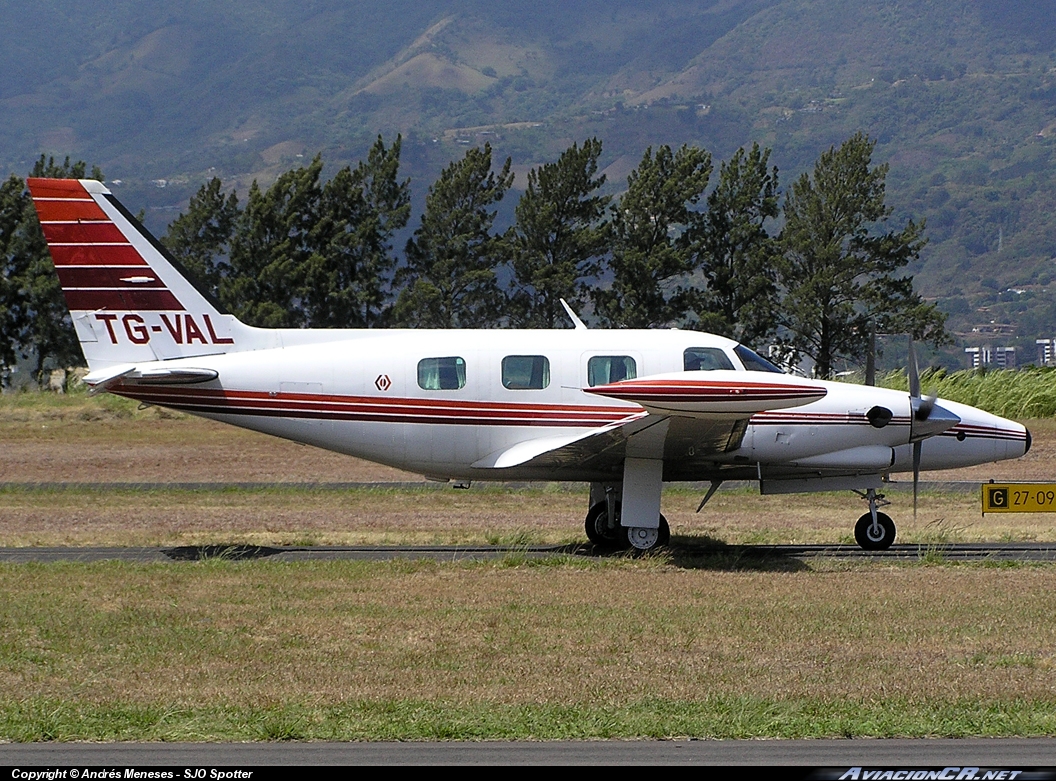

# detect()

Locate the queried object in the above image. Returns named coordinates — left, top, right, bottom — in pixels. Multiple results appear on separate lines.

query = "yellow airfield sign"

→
left=982, top=483, right=1056, bottom=513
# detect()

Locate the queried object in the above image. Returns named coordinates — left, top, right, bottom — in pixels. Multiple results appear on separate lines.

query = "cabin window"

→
left=587, top=355, right=637, bottom=386
left=502, top=355, right=550, bottom=389
left=417, top=356, right=466, bottom=390
left=734, top=344, right=785, bottom=374
left=683, top=347, right=735, bottom=371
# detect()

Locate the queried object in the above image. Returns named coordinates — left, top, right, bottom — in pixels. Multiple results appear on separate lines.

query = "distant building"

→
left=994, top=346, right=1016, bottom=368
left=966, top=346, right=1016, bottom=369
left=1036, top=338, right=1056, bottom=366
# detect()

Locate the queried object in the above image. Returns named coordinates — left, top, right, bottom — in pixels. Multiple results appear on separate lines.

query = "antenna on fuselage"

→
left=560, top=299, right=588, bottom=330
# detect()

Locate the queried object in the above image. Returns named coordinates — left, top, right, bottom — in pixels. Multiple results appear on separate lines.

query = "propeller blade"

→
left=908, top=337, right=950, bottom=443
left=908, top=339, right=920, bottom=399
left=910, top=399, right=961, bottom=442
left=912, top=440, right=922, bottom=520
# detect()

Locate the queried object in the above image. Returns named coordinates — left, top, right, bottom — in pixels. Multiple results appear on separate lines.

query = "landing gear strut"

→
left=853, top=488, right=896, bottom=550
left=586, top=452, right=669, bottom=552
left=585, top=499, right=622, bottom=547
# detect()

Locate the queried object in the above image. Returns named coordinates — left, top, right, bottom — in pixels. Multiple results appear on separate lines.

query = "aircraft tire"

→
left=621, top=514, right=671, bottom=552
left=854, top=511, right=896, bottom=550
left=585, top=502, right=625, bottom=548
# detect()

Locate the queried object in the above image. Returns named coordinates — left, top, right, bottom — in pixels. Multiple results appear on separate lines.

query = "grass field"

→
left=2, top=558, right=1056, bottom=741
left=1, top=391, right=1056, bottom=741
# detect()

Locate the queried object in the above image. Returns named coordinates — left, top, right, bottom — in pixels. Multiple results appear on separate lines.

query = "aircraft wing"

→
left=472, top=371, right=826, bottom=478
left=473, top=413, right=748, bottom=474
left=471, top=413, right=648, bottom=469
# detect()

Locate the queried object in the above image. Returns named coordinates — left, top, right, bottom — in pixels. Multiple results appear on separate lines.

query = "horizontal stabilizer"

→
left=83, top=365, right=137, bottom=395
left=130, top=367, right=220, bottom=385
left=84, top=364, right=218, bottom=394
left=585, top=370, right=826, bottom=417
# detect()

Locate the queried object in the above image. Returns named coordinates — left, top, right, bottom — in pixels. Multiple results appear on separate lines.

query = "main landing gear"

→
left=853, top=488, right=896, bottom=550
left=584, top=501, right=670, bottom=551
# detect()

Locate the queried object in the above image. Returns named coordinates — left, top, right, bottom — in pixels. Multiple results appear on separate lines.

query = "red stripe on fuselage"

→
left=941, top=426, right=1027, bottom=442
left=751, top=411, right=913, bottom=426
left=111, top=385, right=639, bottom=427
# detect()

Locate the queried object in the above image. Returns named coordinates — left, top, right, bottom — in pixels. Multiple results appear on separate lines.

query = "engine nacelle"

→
left=585, top=370, right=827, bottom=418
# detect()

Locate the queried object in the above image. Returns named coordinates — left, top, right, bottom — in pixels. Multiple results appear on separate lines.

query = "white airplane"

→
left=28, top=178, right=1031, bottom=551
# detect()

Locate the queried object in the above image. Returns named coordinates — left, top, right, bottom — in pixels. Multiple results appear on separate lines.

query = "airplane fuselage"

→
left=105, top=327, right=1028, bottom=485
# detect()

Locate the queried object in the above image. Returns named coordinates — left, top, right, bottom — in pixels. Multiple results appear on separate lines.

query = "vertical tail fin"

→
left=28, top=178, right=248, bottom=370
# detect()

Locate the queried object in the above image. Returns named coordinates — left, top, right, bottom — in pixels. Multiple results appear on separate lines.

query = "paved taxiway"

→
left=2, top=738, right=1056, bottom=765
left=1, top=541, right=1055, bottom=563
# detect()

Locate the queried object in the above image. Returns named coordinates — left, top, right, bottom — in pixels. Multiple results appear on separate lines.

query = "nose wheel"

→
left=854, top=511, right=895, bottom=550
left=852, top=488, right=896, bottom=550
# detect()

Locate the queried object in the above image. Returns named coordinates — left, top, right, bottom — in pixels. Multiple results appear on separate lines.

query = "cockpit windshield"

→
left=734, top=344, right=785, bottom=374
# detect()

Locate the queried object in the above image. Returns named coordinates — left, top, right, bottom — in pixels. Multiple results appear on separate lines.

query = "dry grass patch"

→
left=2, top=483, right=1056, bottom=548
left=683, top=485, right=1056, bottom=545
left=0, top=485, right=586, bottom=547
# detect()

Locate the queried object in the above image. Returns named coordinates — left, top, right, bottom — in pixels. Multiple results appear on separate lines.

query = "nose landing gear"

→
left=852, top=488, right=896, bottom=550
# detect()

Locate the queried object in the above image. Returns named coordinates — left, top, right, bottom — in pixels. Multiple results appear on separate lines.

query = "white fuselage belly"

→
left=110, top=329, right=1029, bottom=483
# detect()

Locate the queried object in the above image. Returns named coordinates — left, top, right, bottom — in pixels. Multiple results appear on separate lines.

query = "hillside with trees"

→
left=2, top=0, right=1055, bottom=367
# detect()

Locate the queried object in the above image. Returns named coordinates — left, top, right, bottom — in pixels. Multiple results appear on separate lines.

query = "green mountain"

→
left=3, top=0, right=1056, bottom=365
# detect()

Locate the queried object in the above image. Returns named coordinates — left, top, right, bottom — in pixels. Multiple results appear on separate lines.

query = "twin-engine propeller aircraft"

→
left=28, top=178, right=1031, bottom=551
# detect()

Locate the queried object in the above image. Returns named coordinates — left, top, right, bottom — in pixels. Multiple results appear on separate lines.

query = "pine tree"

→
left=506, top=138, right=609, bottom=328
left=684, top=143, right=780, bottom=347
left=776, top=133, right=947, bottom=378
left=224, top=156, right=323, bottom=327
left=302, top=136, right=410, bottom=327
left=394, top=144, right=513, bottom=328
left=0, top=174, right=28, bottom=383
left=162, top=177, right=240, bottom=301
left=593, top=144, right=712, bottom=328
